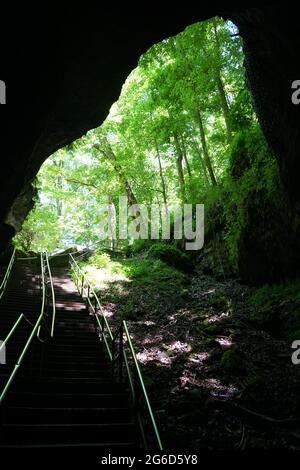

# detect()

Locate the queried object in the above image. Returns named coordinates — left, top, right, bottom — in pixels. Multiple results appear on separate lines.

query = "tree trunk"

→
left=94, top=141, right=138, bottom=206
left=173, top=134, right=187, bottom=202
left=195, top=108, right=217, bottom=185
left=180, top=135, right=192, bottom=178
left=216, top=75, right=232, bottom=139
left=154, top=139, right=168, bottom=205
left=192, top=136, right=210, bottom=186
left=53, top=159, right=63, bottom=216
left=212, top=18, right=232, bottom=140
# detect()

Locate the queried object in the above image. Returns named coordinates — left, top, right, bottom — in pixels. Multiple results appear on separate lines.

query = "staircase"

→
left=0, top=260, right=138, bottom=455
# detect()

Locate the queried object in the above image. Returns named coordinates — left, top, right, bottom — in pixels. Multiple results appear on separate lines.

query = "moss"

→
left=248, top=281, right=300, bottom=337
left=147, top=243, right=193, bottom=273
left=126, top=239, right=153, bottom=256
left=248, top=280, right=300, bottom=307
left=203, top=324, right=223, bottom=335
left=210, top=292, right=230, bottom=311
left=220, top=348, right=244, bottom=372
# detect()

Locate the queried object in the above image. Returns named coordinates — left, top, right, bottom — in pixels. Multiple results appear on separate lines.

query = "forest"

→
left=10, top=17, right=300, bottom=451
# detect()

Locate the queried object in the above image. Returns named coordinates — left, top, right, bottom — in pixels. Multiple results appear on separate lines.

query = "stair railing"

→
left=0, top=248, right=16, bottom=301
left=0, top=252, right=56, bottom=404
left=69, top=253, right=163, bottom=450
left=44, top=252, right=56, bottom=338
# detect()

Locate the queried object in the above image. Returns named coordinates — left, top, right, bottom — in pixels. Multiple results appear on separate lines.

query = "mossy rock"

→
left=220, top=348, right=245, bottom=373
left=202, top=318, right=224, bottom=335
left=210, top=292, right=230, bottom=311
left=203, top=324, right=223, bottom=335
left=147, top=243, right=193, bottom=273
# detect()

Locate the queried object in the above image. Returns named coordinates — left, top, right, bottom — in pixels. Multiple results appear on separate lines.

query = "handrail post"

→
left=100, top=316, right=104, bottom=340
left=0, top=247, right=16, bottom=300
left=45, top=252, right=56, bottom=339
left=119, top=323, right=123, bottom=383
left=111, top=336, right=115, bottom=380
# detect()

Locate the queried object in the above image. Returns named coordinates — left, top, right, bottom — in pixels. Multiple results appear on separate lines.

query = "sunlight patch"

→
left=142, top=334, right=164, bottom=345
left=201, top=378, right=238, bottom=399
left=137, top=347, right=172, bottom=365
left=188, top=351, right=209, bottom=363
left=215, top=337, right=233, bottom=347
left=83, top=265, right=129, bottom=290
left=205, top=312, right=230, bottom=324
left=167, top=341, right=191, bottom=353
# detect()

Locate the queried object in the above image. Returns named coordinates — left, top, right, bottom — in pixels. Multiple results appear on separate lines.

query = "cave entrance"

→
left=13, top=16, right=253, bottom=256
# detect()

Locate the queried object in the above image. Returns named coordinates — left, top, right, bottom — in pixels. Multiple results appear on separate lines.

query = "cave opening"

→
left=13, top=16, right=251, bottom=258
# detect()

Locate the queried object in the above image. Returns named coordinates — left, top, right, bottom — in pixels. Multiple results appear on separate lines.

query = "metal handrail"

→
left=0, top=252, right=56, bottom=404
left=45, top=253, right=56, bottom=338
left=0, top=314, right=24, bottom=357
left=0, top=247, right=16, bottom=300
left=122, top=321, right=163, bottom=450
left=69, top=253, right=163, bottom=450
left=70, top=254, right=113, bottom=339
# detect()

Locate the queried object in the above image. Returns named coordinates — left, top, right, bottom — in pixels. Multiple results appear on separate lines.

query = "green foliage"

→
left=147, top=243, right=193, bottom=272
left=121, top=256, right=187, bottom=287
left=220, top=348, right=244, bottom=372
left=79, top=248, right=187, bottom=288
left=230, top=88, right=255, bottom=132
left=247, top=280, right=300, bottom=338
left=87, top=252, right=111, bottom=269
left=204, top=323, right=223, bottom=335
left=77, top=249, right=188, bottom=320
left=126, top=239, right=153, bottom=256
left=14, top=205, right=61, bottom=252
left=209, top=291, right=230, bottom=310
left=224, top=126, right=278, bottom=266
left=248, top=280, right=300, bottom=307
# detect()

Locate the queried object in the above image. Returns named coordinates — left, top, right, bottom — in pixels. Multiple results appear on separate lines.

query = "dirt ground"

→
left=101, top=267, right=300, bottom=450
